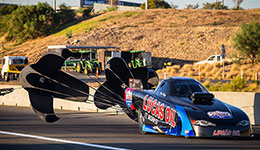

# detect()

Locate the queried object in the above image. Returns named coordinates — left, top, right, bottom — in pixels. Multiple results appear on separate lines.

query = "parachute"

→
left=19, top=48, right=158, bottom=123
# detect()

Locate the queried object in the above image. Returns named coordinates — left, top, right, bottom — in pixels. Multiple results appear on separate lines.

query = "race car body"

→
left=124, top=77, right=252, bottom=137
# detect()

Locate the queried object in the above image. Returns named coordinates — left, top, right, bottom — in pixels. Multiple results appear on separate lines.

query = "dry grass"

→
left=2, top=9, right=260, bottom=64
left=231, top=64, right=240, bottom=72
left=204, top=64, right=213, bottom=72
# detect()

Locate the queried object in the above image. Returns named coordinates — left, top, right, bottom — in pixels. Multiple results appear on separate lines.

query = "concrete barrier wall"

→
left=0, top=85, right=259, bottom=125
left=212, top=92, right=260, bottom=125
left=0, top=85, right=121, bottom=114
left=93, top=3, right=141, bottom=13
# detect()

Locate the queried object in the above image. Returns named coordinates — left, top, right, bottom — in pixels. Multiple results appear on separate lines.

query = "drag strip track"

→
left=1, top=106, right=260, bottom=150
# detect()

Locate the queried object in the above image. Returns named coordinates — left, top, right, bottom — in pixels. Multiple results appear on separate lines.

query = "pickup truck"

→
left=196, top=54, right=225, bottom=65
left=1, top=56, right=28, bottom=81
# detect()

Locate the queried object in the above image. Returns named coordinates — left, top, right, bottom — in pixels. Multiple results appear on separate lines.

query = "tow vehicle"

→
left=104, top=50, right=152, bottom=69
left=47, top=45, right=117, bottom=74
left=19, top=49, right=252, bottom=138
left=1, top=56, right=28, bottom=81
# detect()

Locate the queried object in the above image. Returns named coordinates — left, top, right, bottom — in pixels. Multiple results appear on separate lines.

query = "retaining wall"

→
left=0, top=85, right=259, bottom=125
left=93, top=3, right=141, bottom=13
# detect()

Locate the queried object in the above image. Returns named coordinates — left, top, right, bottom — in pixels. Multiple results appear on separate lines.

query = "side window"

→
left=217, top=56, right=221, bottom=61
left=24, top=58, right=28, bottom=64
left=207, top=56, right=215, bottom=61
left=155, top=81, right=169, bottom=97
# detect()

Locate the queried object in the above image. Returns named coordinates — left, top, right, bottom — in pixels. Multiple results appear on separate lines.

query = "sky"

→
left=0, top=0, right=259, bottom=9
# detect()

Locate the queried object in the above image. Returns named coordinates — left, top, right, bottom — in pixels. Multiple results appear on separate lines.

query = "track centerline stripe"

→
left=0, top=130, right=130, bottom=150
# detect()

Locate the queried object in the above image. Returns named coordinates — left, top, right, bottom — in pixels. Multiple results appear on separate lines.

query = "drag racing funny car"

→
left=19, top=48, right=252, bottom=138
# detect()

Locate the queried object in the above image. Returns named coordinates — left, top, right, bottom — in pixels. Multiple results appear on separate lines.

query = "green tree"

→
left=0, top=5, right=18, bottom=15
left=140, top=0, right=171, bottom=9
left=202, top=1, right=228, bottom=10
left=57, top=3, right=75, bottom=25
left=4, top=2, right=55, bottom=43
left=233, top=22, right=260, bottom=64
left=185, top=3, right=199, bottom=9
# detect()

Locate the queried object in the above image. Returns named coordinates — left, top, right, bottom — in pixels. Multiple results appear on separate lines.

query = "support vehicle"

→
left=104, top=50, right=152, bottom=69
left=1, top=56, right=28, bottom=81
left=47, top=45, right=117, bottom=74
left=196, top=54, right=225, bottom=65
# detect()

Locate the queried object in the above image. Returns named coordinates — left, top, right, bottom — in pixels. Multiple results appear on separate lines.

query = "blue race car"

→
left=124, top=77, right=252, bottom=137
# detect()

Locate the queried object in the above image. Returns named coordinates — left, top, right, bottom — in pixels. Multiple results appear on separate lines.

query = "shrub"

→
left=219, top=82, right=232, bottom=91
left=76, top=7, right=91, bottom=17
left=0, top=5, right=18, bottom=15
left=231, top=77, right=246, bottom=91
left=185, top=3, right=199, bottom=9
left=56, top=3, right=76, bottom=25
left=66, top=30, right=72, bottom=38
left=182, top=64, right=193, bottom=71
left=107, top=6, right=117, bottom=12
left=140, top=0, right=171, bottom=9
left=204, top=64, right=213, bottom=72
left=203, top=80, right=210, bottom=89
left=231, top=64, right=240, bottom=72
left=202, top=2, right=228, bottom=9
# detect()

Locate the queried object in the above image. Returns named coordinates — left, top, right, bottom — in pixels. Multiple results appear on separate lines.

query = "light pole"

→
left=146, top=0, right=148, bottom=10
left=53, top=0, right=56, bottom=11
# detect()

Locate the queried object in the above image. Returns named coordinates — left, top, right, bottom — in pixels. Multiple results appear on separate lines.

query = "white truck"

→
left=196, top=54, right=225, bottom=65
left=1, top=56, right=28, bottom=81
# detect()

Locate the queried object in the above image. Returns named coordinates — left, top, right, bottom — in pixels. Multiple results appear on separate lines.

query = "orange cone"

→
left=96, top=67, right=99, bottom=79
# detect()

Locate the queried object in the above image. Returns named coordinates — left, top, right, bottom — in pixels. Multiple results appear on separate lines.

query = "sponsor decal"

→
left=144, top=112, right=158, bottom=125
left=213, top=130, right=240, bottom=136
left=143, top=95, right=176, bottom=128
left=125, top=89, right=133, bottom=107
left=207, top=111, right=233, bottom=119
left=129, top=78, right=143, bottom=88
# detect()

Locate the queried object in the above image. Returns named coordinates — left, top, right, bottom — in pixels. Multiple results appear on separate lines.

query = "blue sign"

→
left=221, top=44, right=226, bottom=58
left=221, top=44, right=226, bottom=54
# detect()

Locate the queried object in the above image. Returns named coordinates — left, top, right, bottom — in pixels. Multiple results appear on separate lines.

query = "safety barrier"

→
left=212, top=92, right=260, bottom=125
left=0, top=85, right=121, bottom=114
left=0, top=85, right=259, bottom=125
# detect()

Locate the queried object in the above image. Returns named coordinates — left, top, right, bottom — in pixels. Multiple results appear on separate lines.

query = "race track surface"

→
left=0, top=105, right=260, bottom=150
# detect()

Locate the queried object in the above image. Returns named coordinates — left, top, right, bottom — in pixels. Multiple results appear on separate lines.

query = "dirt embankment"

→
left=2, top=9, right=260, bottom=65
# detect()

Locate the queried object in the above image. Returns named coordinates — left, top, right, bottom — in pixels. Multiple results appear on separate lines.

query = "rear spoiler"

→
left=190, top=92, right=214, bottom=104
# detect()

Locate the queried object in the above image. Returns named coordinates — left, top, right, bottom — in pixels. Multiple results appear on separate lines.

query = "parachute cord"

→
left=106, top=68, right=132, bottom=89
left=86, top=73, right=125, bottom=102
left=86, top=86, right=125, bottom=105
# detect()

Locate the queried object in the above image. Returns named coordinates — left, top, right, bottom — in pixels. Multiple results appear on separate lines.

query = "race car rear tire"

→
left=138, top=109, right=146, bottom=134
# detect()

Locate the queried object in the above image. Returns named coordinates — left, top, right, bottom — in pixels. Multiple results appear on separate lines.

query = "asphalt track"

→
left=1, top=105, right=260, bottom=150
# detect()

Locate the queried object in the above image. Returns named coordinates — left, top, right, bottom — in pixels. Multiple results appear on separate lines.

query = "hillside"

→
left=2, top=9, right=260, bottom=64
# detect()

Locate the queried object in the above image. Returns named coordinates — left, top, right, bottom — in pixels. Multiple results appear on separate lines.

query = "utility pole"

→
left=146, top=0, right=148, bottom=10
left=53, top=0, right=56, bottom=11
